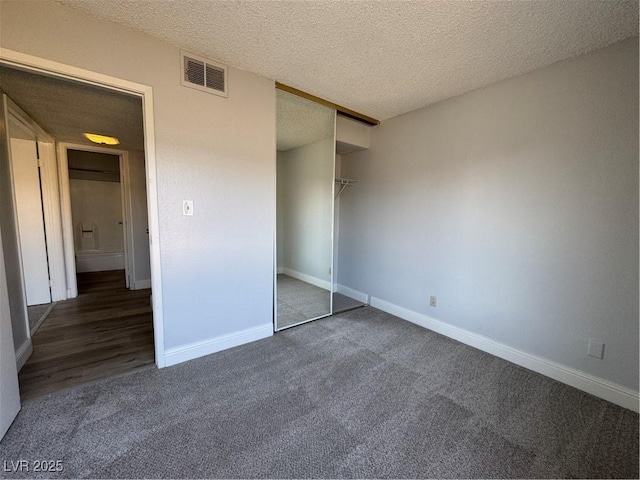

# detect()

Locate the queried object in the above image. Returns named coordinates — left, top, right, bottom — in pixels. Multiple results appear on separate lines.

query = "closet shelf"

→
left=335, top=177, right=358, bottom=198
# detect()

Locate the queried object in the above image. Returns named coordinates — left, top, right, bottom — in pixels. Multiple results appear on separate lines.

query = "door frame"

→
left=0, top=49, right=167, bottom=367
left=58, top=143, right=134, bottom=296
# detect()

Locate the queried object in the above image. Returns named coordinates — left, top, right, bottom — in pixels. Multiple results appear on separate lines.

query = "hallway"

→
left=18, top=270, right=154, bottom=399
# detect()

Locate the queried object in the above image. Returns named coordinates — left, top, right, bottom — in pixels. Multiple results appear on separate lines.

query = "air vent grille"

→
left=184, top=57, right=205, bottom=86
left=206, top=64, right=225, bottom=91
left=181, top=51, right=228, bottom=97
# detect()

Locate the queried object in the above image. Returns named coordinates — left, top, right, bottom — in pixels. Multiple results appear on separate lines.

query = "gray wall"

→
left=277, top=137, right=334, bottom=286
left=339, top=38, right=639, bottom=391
left=0, top=0, right=276, bottom=352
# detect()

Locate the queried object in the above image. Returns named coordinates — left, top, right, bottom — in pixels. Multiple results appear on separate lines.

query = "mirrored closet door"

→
left=275, top=89, right=336, bottom=330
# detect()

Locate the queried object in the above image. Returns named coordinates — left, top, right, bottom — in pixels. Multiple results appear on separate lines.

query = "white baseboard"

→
left=133, top=279, right=151, bottom=290
left=15, top=338, right=32, bottom=372
left=369, top=296, right=639, bottom=413
left=163, top=323, right=273, bottom=367
left=280, top=268, right=331, bottom=291
left=336, top=284, right=369, bottom=304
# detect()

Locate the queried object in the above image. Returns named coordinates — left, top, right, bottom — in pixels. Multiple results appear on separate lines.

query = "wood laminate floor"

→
left=18, top=270, right=154, bottom=399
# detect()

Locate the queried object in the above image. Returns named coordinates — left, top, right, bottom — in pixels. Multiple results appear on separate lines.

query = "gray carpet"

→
left=333, top=292, right=365, bottom=314
left=1, top=307, right=637, bottom=479
left=277, top=274, right=330, bottom=328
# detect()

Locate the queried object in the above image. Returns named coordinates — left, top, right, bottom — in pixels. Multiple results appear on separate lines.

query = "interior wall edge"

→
left=370, top=296, right=639, bottom=413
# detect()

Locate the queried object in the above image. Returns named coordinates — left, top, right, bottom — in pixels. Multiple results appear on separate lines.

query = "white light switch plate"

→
left=183, top=200, right=193, bottom=216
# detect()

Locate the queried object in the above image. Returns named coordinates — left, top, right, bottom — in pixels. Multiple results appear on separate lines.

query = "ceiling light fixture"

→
left=83, top=133, right=120, bottom=145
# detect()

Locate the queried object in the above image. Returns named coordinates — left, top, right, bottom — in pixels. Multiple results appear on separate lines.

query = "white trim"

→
left=38, top=141, right=66, bottom=301
left=336, top=284, right=369, bottom=305
left=272, top=130, right=278, bottom=333
left=134, top=279, right=151, bottom=290
left=369, top=296, right=640, bottom=413
left=56, top=143, right=77, bottom=298
left=280, top=267, right=331, bottom=291
left=4, top=98, right=54, bottom=143
left=164, top=323, right=273, bottom=367
left=329, top=111, right=337, bottom=313
left=119, top=153, right=133, bottom=288
left=15, top=338, right=32, bottom=371
left=0, top=49, right=165, bottom=368
left=141, top=88, right=165, bottom=368
left=58, top=144, right=133, bottom=293
left=0, top=50, right=154, bottom=97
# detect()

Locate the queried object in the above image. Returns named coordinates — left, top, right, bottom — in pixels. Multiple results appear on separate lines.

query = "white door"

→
left=0, top=221, right=21, bottom=440
left=10, top=137, right=52, bottom=306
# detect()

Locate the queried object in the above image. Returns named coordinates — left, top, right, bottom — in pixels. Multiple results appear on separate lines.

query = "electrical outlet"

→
left=429, top=295, right=437, bottom=308
left=183, top=200, right=193, bottom=216
left=587, top=339, right=605, bottom=359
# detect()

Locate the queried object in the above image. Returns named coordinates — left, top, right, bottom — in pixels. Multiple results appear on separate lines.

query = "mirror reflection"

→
left=275, top=90, right=335, bottom=330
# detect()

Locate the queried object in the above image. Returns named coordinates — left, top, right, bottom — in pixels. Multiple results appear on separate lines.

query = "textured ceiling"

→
left=0, top=66, right=144, bottom=150
left=277, top=90, right=334, bottom=151
left=56, top=0, right=638, bottom=120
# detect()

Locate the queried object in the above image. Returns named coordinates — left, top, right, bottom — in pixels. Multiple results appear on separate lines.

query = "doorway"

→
left=0, top=63, right=158, bottom=399
left=58, top=144, right=152, bottom=297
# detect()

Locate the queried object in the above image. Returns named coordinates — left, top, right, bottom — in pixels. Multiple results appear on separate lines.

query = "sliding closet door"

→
left=275, top=90, right=336, bottom=330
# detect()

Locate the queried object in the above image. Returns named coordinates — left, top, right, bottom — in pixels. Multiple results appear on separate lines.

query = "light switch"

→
left=183, top=200, right=193, bottom=216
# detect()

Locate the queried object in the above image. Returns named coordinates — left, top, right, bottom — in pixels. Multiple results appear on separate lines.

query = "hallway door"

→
left=9, top=134, right=51, bottom=306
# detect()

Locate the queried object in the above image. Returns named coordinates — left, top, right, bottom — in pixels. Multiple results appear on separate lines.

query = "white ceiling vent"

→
left=181, top=51, right=228, bottom=98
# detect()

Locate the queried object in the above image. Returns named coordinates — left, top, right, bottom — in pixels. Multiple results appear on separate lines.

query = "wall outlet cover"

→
left=587, top=338, right=605, bottom=359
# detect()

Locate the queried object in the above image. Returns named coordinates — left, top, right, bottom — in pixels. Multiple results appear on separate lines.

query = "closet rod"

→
left=335, top=177, right=358, bottom=198
left=276, top=82, right=380, bottom=126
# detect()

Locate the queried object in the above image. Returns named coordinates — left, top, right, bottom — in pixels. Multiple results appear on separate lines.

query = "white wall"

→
left=339, top=38, right=639, bottom=393
left=70, top=178, right=124, bottom=254
left=336, top=116, right=370, bottom=154
left=277, top=137, right=334, bottom=287
left=0, top=0, right=276, bottom=358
